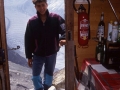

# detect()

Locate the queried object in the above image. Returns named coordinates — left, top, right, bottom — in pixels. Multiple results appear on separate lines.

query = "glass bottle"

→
left=117, top=24, right=120, bottom=43
left=97, top=12, right=105, bottom=39
left=95, top=36, right=103, bottom=62
left=101, top=38, right=107, bottom=64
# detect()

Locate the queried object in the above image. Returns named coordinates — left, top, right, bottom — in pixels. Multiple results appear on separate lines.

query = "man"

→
left=24, top=0, right=66, bottom=90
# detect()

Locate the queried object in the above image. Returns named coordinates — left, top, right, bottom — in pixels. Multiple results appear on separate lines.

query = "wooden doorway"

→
left=0, top=0, right=75, bottom=90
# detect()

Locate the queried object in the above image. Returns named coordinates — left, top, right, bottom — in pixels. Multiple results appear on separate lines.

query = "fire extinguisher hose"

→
left=87, top=0, right=90, bottom=16
left=73, top=0, right=86, bottom=13
left=73, top=0, right=78, bottom=13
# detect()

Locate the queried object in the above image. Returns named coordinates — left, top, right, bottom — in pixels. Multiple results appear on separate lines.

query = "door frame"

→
left=0, top=0, right=11, bottom=90
left=65, top=0, right=75, bottom=90
left=0, top=0, right=75, bottom=90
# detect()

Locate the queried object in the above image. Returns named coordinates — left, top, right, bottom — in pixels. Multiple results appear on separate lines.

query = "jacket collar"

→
left=37, top=9, right=49, bottom=19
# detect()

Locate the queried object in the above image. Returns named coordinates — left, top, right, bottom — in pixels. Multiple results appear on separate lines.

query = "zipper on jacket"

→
left=43, top=23, right=45, bottom=26
left=43, top=22, right=47, bottom=56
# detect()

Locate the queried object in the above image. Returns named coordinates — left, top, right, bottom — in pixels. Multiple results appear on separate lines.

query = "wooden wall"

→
left=74, top=0, right=120, bottom=69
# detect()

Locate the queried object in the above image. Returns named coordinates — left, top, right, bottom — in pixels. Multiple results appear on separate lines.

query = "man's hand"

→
left=59, top=40, right=66, bottom=47
left=28, top=59, right=33, bottom=67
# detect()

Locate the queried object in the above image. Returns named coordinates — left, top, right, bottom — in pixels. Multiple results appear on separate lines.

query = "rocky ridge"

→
left=9, top=61, right=65, bottom=90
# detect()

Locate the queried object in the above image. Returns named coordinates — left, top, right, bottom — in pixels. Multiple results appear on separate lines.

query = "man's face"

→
left=35, top=2, right=48, bottom=15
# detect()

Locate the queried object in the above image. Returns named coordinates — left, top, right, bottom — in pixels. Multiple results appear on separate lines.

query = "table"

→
left=77, top=58, right=120, bottom=90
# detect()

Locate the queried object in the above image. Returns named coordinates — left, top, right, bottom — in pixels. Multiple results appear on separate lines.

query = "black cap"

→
left=32, top=0, right=47, bottom=4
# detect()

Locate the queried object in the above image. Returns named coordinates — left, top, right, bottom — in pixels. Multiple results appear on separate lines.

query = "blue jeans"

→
left=32, top=53, right=57, bottom=90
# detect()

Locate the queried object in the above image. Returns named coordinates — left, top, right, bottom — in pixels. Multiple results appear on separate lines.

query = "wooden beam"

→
left=0, top=0, right=10, bottom=90
left=65, top=41, right=74, bottom=90
left=65, top=0, right=74, bottom=90
left=65, top=0, right=74, bottom=40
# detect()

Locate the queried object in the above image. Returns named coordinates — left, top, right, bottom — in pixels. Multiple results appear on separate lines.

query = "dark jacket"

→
left=25, top=10, right=65, bottom=59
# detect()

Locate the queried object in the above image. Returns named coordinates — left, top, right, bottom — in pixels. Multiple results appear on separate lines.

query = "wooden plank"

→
left=0, top=0, right=10, bottom=90
left=65, top=0, right=74, bottom=90
left=65, top=41, right=74, bottom=90
left=0, top=69, right=5, bottom=90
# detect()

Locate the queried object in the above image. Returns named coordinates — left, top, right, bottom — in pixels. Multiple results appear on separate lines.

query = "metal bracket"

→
left=0, top=49, right=5, bottom=64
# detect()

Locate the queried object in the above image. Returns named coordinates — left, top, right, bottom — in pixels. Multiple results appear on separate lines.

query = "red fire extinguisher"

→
left=73, top=1, right=90, bottom=47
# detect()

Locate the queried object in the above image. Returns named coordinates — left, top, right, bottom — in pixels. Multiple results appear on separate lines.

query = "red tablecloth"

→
left=77, top=58, right=120, bottom=90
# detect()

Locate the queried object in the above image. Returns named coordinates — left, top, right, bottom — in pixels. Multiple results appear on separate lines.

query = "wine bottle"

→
left=117, top=16, right=120, bottom=43
left=101, top=38, right=107, bottom=64
left=97, top=12, right=105, bottom=39
left=117, top=24, right=120, bottom=43
left=95, top=36, right=103, bottom=62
